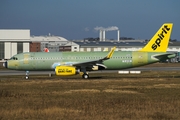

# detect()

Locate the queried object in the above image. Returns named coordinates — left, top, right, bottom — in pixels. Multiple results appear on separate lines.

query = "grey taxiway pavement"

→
left=0, top=67, right=180, bottom=76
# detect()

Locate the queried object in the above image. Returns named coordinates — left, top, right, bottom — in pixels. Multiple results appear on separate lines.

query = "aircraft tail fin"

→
left=139, top=23, right=173, bottom=52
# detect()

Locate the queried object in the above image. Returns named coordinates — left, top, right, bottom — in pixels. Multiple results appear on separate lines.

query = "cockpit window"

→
left=10, top=57, right=18, bottom=60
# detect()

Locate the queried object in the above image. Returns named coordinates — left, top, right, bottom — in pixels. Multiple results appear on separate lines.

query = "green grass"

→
left=0, top=71, right=180, bottom=119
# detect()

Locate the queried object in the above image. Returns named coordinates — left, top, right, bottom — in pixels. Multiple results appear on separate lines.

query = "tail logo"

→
left=152, top=25, right=170, bottom=50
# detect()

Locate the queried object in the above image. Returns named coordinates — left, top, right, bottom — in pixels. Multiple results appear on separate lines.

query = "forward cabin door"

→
left=23, top=54, right=29, bottom=64
left=30, top=53, right=36, bottom=70
left=23, top=53, right=34, bottom=70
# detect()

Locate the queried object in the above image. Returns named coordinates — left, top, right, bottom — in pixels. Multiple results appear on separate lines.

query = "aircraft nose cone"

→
left=3, top=61, right=7, bottom=68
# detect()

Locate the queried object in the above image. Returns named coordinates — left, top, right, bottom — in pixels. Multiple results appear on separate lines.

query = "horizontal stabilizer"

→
left=153, top=53, right=176, bottom=61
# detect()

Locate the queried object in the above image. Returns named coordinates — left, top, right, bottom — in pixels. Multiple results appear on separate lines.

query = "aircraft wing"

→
left=72, top=47, right=116, bottom=67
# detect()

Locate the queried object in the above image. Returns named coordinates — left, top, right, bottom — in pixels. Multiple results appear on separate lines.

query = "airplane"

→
left=3, top=23, right=176, bottom=79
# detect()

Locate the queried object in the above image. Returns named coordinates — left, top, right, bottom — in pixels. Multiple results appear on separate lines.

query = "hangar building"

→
left=30, top=36, right=79, bottom=52
left=0, top=29, right=79, bottom=60
left=0, top=29, right=30, bottom=60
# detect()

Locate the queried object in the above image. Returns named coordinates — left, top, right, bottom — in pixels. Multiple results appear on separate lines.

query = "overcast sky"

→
left=0, top=0, right=179, bottom=40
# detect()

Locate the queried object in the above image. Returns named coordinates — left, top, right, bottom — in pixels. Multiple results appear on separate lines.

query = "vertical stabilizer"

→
left=139, top=23, right=173, bottom=52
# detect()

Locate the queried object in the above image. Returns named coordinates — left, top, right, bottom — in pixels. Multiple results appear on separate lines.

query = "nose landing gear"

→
left=25, top=71, right=29, bottom=79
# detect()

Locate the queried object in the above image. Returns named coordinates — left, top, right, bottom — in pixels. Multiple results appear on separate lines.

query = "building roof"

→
left=30, top=36, right=68, bottom=42
left=0, top=29, right=30, bottom=41
left=74, top=41, right=180, bottom=47
left=74, top=41, right=146, bottom=47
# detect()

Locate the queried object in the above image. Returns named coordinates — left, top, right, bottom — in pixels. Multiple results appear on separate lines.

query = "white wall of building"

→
left=120, top=47, right=142, bottom=51
left=11, top=43, right=17, bottom=56
left=4, top=42, right=11, bottom=59
left=80, top=48, right=84, bottom=52
left=71, top=45, right=79, bottom=52
left=87, top=48, right=91, bottom=52
left=97, top=48, right=101, bottom=51
left=167, top=48, right=180, bottom=52
left=3, top=42, right=30, bottom=59
left=0, top=30, right=30, bottom=40
left=23, top=43, right=30, bottom=52
left=94, top=48, right=97, bottom=51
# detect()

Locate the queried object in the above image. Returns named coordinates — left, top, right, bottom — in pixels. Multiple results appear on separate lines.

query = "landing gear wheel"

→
left=82, top=74, right=89, bottom=79
left=25, top=71, right=29, bottom=80
left=25, top=76, right=29, bottom=79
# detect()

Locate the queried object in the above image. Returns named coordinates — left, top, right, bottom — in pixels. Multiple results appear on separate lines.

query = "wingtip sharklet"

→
left=107, top=46, right=116, bottom=59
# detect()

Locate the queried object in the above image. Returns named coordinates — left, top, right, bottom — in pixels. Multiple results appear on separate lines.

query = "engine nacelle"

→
left=55, top=66, right=79, bottom=76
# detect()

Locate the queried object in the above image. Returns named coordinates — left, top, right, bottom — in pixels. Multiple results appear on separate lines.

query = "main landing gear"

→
left=82, top=73, right=89, bottom=79
left=81, top=68, right=89, bottom=79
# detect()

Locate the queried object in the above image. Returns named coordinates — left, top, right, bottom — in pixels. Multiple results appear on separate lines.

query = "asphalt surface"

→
left=0, top=67, right=180, bottom=76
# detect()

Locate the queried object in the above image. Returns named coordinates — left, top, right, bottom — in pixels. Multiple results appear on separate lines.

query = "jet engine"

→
left=55, top=66, right=80, bottom=76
